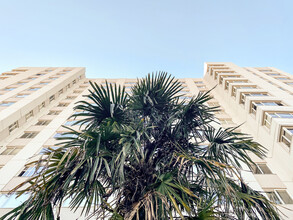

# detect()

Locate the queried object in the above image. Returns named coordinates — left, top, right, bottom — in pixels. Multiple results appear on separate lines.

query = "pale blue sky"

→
left=0, top=0, right=292, bottom=78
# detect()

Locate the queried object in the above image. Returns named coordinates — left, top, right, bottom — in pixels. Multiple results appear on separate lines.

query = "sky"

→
left=0, top=0, right=292, bottom=79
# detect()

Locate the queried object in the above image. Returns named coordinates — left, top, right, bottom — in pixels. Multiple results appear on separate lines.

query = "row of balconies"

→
left=205, top=63, right=293, bottom=206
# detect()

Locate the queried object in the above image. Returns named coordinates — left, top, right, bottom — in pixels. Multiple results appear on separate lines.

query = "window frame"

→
left=0, top=147, right=22, bottom=155
left=264, top=112, right=293, bottom=128
left=8, top=121, right=19, bottom=133
left=250, top=101, right=283, bottom=115
left=48, top=110, right=61, bottom=115
left=265, top=190, right=293, bottom=204
left=20, top=132, right=38, bottom=139
left=36, top=120, right=51, bottom=126
left=25, top=110, right=34, bottom=121
left=280, top=127, right=293, bottom=149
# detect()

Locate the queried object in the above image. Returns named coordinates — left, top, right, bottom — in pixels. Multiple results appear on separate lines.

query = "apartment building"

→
left=0, top=63, right=292, bottom=218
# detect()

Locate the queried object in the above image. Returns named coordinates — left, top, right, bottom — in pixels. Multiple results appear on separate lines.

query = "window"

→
left=17, top=82, right=27, bottom=85
left=219, top=75, right=240, bottom=84
left=3, top=72, right=18, bottom=76
left=285, top=82, right=293, bottom=85
left=125, top=81, right=136, bottom=85
left=1, top=147, right=22, bottom=155
left=179, top=96, right=192, bottom=100
left=208, top=102, right=219, bottom=107
left=215, top=109, right=225, bottom=114
left=67, top=84, right=71, bottom=89
left=26, top=77, right=37, bottom=80
left=39, top=102, right=45, bottom=111
left=251, top=163, right=272, bottom=174
left=48, top=110, right=60, bottom=115
left=63, top=69, right=71, bottom=72
left=265, top=190, right=293, bottom=204
left=197, top=85, right=206, bottom=89
left=58, top=89, right=63, bottom=95
left=240, top=93, right=268, bottom=104
left=49, top=77, right=58, bottom=80
left=49, top=95, right=55, bottom=102
left=15, top=94, right=29, bottom=98
left=214, top=71, right=235, bottom=80
left=178, top=90, right=189, bottom=94
left=28, top=87, right=40, bottom=91
left=0, top=102, right=15, bottom=107
left=0, top=193, right=30, bottom=208
left=40, top=82, right=49, bottom=85
left=73, top=80, right=76, bottom=84
left=18, top=166, right=43, bottom=177
left=8, top=121, right=19, bottom=133
left=64, top=120, right=79, bottom=126
left=264, top=112, right=293, bottom=128
left=225, top=80, right=248, bottom=90
left=276, top=77, right=290, bottom=80
left=66, top=96, right=76, bottom=100
left=259, top=69, right=272, bottom=72
left=36, top=120, right=50, bottom=126
left=251, top=101, right=283, bottom=115
left=58, top=103, right=69, bottom=107
left=179, top=85, right=187, bottom=89
left=4, top=87, right=15, bottom=91
left=20, top=132, right=38, bottom=139
left=194, top=81, right=203, bottom=84
left=13, top=69, right=28, bottom=72
left=54, top=133, right=77, bottom=138
left=39, top=146, right=59, bottom=154
left=280, top=127, right=293, bottom=148
left=25, top=110, right=34, bottom=121
left=35, top=73, right=45, bottom=76
left=231, top=86, right=257, bottom=97
left=266, top=73, right=280, bottom=76
left=219, top=118, right=233, bottom=124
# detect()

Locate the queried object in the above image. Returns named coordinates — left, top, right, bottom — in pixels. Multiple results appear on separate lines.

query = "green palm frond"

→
left=71, top=81, right=129, bottom=129
left=130, top=72, right=182, bottom=117
left=203, top=126, right=266, bottom=171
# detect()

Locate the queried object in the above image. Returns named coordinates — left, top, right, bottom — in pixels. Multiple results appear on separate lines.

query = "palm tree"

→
left=1, top=72, right=280, bottom=220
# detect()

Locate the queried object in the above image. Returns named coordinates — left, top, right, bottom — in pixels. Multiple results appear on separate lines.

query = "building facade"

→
left=0, top=63, right=292, bottom=218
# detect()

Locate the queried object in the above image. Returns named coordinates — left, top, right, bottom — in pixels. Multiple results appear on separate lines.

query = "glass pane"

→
left=240, top=87, right=255, bottom=89
left=266, top=192, right=282, bottom=204
left=262, top=102, right=278, bottom=106
left=251, top=164, right=262, bottom=174
left=258, top=164, right=272, bottom=174
left=1, top=148, right=12, bottom=155
left=250, top=93, right=267, bottom=96
left=277, top=113, right=293, bottom=118
left=277, top=191, right=293, bottom=204
left=281, top=136, right=291, bottom=147
left=0, top=193, right=30, bottom=208
left=268, top=113, right=278, bottom=118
